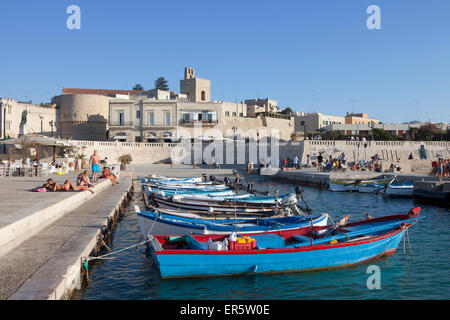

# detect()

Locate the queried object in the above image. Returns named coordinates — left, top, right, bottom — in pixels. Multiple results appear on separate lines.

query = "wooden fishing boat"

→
left=142, top=184, right=236, bottom=198
left=384, top=181, right=414, bottom=197
left=147, top=207, right=422, bottom=278
left=136, top=206, right=329, bottom=236
left=329, top=176, right=395, bottom=192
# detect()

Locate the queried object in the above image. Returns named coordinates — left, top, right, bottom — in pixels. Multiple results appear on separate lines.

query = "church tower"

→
left=180, top=67, right=211, bottom=102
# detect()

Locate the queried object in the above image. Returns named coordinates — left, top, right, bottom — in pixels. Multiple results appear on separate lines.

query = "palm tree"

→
left=133, top=84, right=144, bottom=91
left=154, top=77, right=169, bottom=91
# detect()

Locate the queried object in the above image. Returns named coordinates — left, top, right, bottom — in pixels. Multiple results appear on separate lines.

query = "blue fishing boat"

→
left=142, top=184, right=236, bottom=197
left=136, top=206, right=329, bottom=236
left=146, top=207, right=422, bottom=278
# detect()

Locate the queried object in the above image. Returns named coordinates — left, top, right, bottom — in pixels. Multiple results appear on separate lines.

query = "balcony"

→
left=109, top=121, right=134, bottom=127
left=179, top=120, right=219, bottom=127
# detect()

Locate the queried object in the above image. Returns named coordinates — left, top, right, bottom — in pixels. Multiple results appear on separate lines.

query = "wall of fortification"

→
left=53, top=94, right=111, bottom=140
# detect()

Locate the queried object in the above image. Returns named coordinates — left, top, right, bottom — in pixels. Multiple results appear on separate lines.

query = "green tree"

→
left=133, top=84, right=144, bottom=90
left=280, top=107, right=293, bottom=116
left=321, top=130, right=347, bottom=140
left=371, top=128, right=399, bottom=141
left=415, top=123, right=441, bottom=141
left=154, top=77, right=169, bottom=91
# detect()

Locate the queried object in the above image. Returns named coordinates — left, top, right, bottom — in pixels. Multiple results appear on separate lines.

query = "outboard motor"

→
left=209, top=175, right=216, bottom=182
left=202, top=173, right=208, bottom=182
left=224, top=177, right=231, bottom=187
left=280, top=193, right=307, bottom=216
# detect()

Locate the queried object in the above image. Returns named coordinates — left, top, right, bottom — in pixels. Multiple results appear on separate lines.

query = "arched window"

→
left=201, top=91, right=206, bottom=101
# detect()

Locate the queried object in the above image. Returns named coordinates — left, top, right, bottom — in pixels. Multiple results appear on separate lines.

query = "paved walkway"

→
left=1, top=173, right=132, bottom=300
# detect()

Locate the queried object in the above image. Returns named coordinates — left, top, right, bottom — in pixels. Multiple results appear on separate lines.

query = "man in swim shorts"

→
left=89, top=150, right=101, bottom=183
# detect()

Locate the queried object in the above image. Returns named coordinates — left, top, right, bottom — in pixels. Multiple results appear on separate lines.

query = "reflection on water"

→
left=79, top=176, right=450, bottom=300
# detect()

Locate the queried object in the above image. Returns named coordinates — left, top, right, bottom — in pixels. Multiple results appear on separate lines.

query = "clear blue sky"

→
left=1, top=0, right=449, bottom=124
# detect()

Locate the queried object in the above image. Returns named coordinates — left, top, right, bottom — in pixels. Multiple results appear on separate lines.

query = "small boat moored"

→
left=146, top=207, right=422, bottom=279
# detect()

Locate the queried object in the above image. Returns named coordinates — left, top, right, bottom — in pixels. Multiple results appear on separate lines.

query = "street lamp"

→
left=49, top=120, right=55, bottom=137
left=39, top=114, right=44, bottom=135
left=370, top=121, right=375, bottom=141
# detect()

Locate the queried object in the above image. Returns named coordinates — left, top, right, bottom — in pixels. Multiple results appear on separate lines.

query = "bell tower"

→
left=180, top=67, right=211, bottom=102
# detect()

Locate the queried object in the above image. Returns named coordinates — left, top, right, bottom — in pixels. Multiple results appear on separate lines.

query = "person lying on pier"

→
left=43, top=178, right=94, bottom=194
left=77, top=170, right=95, bottom=188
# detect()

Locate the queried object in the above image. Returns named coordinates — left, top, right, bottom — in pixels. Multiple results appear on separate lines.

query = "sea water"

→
left=78, top=176, right=450, bottom=300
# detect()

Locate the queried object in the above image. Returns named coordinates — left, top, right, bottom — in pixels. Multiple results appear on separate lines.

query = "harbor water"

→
left=78, top=176, right=450, bottom=300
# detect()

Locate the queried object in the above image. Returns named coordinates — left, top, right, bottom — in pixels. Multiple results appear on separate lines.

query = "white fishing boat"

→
left=384, top=181, right=414, bottom=196
left=329, top=176, right=395, bottom=192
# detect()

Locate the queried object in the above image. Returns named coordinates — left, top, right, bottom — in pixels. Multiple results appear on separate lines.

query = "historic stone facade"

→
left=52, top=94, right=111, bottom=140
left=0, top=98, right=59, bottom=139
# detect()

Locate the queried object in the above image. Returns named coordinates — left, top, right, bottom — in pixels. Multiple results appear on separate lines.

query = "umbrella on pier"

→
left=0, top=134, right=78, bottom=164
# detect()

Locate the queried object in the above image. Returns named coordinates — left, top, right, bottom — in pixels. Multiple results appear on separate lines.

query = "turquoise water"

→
left=79, top=177, right=450, bottom=300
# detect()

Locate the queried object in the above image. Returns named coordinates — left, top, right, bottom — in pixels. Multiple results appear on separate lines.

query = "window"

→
left=232, top=112, right=237, bottom=117
left=136, top=110, right=141, bottom=119
left=119, top=112, right=124, bottom=126
left=225, top=111, right=230, bottom=116
left=300, top=121, right=305, bottom=126
left=201, top=91, right=206, bottom=101
left=239, top=113, right=243, bottom=117
left=165, top=112, right=171, bottom=126
left=148, top=113, right=154, bottom=126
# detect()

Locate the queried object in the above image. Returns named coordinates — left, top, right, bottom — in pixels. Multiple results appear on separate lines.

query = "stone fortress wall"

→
left=52, top=94, right=111, bottom=141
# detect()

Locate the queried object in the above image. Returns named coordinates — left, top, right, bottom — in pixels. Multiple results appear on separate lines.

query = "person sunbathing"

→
left=43, top=178, right=93, bottom=194
left=43, top=178, right=61, bottom=192
left=62, top=179, right=94, bottom=194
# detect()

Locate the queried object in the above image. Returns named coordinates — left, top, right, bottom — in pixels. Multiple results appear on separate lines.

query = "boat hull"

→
left=154, top=229, right=405, bottom=278
left=329, top=177, right=394, bottom=192
left=137, top=212, right=329, bottom=236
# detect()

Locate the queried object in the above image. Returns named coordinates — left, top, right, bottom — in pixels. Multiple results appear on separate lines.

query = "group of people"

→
left=316, top=153, right=347, bottom=172
left=431, top=158, right=450, bottom=180
left=280, top=155, right=301, bottom=171
left=40, top=150, right=118, bottom=193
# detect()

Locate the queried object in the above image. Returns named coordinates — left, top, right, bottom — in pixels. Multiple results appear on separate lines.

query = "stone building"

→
left=180, top=67, right=211, bottom=102
left=245, top=98, right=279, bottom=117
left=0, top=98, right=59, bottom=139
left=51, top=67, right=295, bottom=142
left=344, top=112, right=379, bottom=125
left=293, top=112, right=347, bottom=133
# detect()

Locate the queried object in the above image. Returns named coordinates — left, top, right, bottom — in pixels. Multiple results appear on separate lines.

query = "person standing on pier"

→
left=317, top=153, right=323, bottom=171
left=293, top=155, right=300, bottom=170
left=89, top=150, right=101, bottom=183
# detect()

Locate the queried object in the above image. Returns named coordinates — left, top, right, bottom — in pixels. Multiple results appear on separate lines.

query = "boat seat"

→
left=249, top=234, right=285, bottom=249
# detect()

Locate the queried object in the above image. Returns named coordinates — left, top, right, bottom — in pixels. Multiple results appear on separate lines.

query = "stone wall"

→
left=61, top=139, right=450, bottom=169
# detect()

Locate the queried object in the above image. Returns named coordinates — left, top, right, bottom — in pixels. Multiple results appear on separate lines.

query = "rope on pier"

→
left=81, top=237, right=153, bottom=269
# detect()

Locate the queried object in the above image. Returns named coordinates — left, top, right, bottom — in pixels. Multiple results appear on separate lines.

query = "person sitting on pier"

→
left=101, top=167, right=117, bottom=185
left=77, top=170, right=94, bottom=188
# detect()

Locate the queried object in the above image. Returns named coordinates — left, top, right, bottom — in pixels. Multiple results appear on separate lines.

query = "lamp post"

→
left=49, top=120, right=54, bottom=137
left=370, top=121, right=375, bottom=141
left=39, top=114, right=44, bottom=135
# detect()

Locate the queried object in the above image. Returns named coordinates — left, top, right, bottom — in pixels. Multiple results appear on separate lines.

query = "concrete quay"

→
left=0, top=172, right=133, bottom=300
left=271, top=168, right=445, bottom=188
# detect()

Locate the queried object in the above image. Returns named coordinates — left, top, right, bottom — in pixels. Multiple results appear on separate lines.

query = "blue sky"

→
left=0, top=0, right=449, bottom=123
